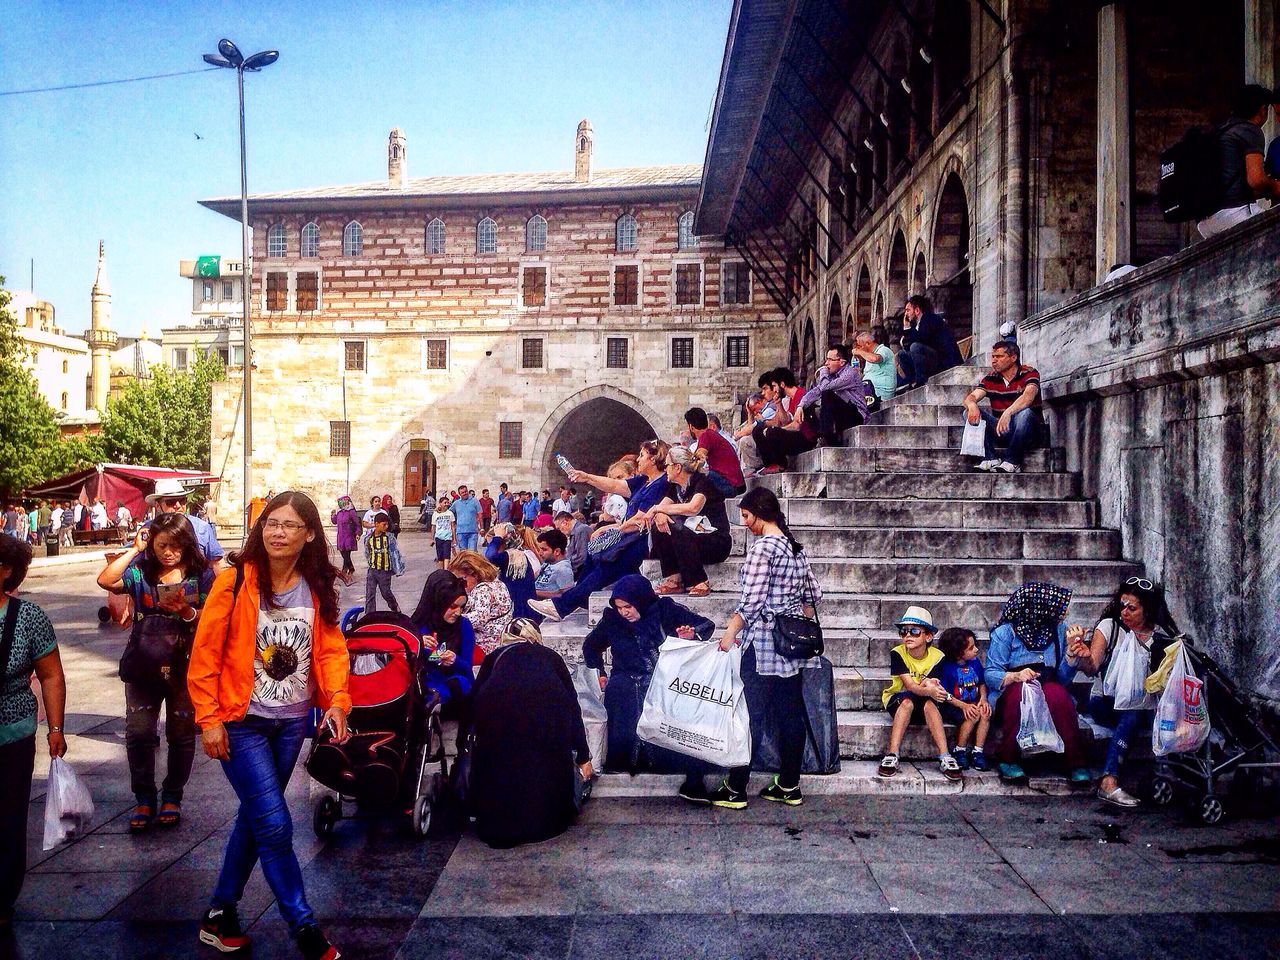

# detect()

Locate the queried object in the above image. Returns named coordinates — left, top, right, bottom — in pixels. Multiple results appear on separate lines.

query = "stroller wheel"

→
left=1198, top=795, right=1225, bottom=825
left=1149, top=777, right=1175, bottom=807
left=314, top=795, right=340, bottom=839
left=412, top=794, right=432, bottom=839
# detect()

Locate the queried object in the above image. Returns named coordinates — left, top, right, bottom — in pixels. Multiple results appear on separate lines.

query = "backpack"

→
left=1158, top=123, right=1232, bottom=222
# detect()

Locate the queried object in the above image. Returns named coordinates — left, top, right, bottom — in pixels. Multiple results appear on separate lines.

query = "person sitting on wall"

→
left=896, top=295, right=963, bottom=392
left=1197, top=84, right=1280, bottom=239
left=962, top=340, right=1047, bottom=475
left=797, top=343, right=867, bottom=445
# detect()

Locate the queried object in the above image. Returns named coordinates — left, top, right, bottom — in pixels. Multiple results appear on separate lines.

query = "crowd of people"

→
left=1, top=484, right=218, bottom=551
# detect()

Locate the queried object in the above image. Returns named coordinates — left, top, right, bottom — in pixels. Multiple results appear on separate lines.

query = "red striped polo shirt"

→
left=978, top=364, right=1042, bottom=414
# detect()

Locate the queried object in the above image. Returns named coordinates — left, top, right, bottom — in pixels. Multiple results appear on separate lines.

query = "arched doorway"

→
left=826, top=292, right=844, bottom=348
left=912, top=249, right=927, bottom=297
left=856, top=263, right=873, bottom=331
left=789, top=332, right=800, bottom=374
left=540, top=397, right=657, bottom=490
left=403, top=447, right=438, bottom=506
left=932, top=171, right=973, bottom=340
left=887, top=230, right=909, bottom=315
left=801, top=317, right=817, bottom=385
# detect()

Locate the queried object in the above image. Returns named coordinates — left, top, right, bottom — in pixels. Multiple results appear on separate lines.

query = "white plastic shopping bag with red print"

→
left=1152, top=645, right=1210, bottom=756
left=637, top=636, right=751, bottom=767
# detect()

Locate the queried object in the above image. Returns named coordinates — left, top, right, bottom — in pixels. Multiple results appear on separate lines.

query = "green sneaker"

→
left=707, top=780, right=748, bottom=810
left=759, top=776, right=804, bottom=806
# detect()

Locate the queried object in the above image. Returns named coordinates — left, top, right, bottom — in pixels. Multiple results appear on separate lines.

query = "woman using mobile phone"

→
left=188, top=492, right=350, bottom=960
left=98, top=513, right=213, bottom=832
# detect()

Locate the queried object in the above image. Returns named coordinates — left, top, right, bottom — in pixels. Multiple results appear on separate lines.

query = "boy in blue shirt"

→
left=936, top=628, right=991, bottom=770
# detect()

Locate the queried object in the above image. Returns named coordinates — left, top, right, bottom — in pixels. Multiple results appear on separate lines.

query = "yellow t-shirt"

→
left=881, top=643, right=945, bottom=708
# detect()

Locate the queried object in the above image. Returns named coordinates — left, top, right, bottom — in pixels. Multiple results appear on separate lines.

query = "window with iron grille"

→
left=671, top=337, right=694, bottom=368
left=677, top=211, right=697, bottom=250
left=425, top=338, right=448, bottom=370
left=296, top=272, right=319, bottom=311
left=266, top=272, right=288, bottom=312
left=521, top=337, right=543, bottom=369
left=426, top=218, right=445, bottom=254
left=267, top=223, right=286, bottom=258
left=221, top=280, right=235, bottom=301
left=301, top=222, right=319, bottom=257
left=674, top=262, right=702, bottom=306
left=343, top=340, right=366, bottom=372
left=721, top=261, right=751, bottom=305
left=615, top=214, right=637, bottom=252
left=606, top=337, right=628, bottom=368
left=725, top=335, right=750, bottom=368
left=499, top=421, right=522, bottom=459
left=330, top=420, right=351, bottom=457
left=526, top=215, right=547, bottom=252
left=342, top=221, right=363, bottom=256
left=613, top=264, right=638, bottom=306
left=476, top=217, right=497, bottom=254
left=173, top=348, right=188, bottom=371
left=522, top=266, right=547, bottom=308
left=202, top=280, right=215, bottom=301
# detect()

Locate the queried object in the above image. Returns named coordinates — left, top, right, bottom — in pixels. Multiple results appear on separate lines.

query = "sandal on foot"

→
left=654, top=582, right=686, bottom=595
left=685, top=582, right=711, bottom=597
left=156, top=802, right=182, bottom=827
left=129, top=803, right=155, bottom=833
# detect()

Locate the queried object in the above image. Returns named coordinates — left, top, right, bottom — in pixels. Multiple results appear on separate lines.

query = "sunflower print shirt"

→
left=248, top=577, right=316, bottom=719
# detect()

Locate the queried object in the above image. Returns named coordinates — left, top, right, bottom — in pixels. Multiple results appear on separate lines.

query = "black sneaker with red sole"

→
left=198, top=906, right=251, bottom=954
left=296, top=924, right=342, bottom=960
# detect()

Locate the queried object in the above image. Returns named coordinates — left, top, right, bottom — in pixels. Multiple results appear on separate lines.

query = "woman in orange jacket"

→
left=188, top=491, right=350, bottom=960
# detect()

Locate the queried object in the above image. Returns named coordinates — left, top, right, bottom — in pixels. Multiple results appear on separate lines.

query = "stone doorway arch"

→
left=530, top=385, right=666, bottom=491
left=932, top=170, right=973, bottom=340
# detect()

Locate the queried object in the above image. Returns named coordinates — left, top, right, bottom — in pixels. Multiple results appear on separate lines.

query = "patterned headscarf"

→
left=998, top=581, right=1072, bottom=652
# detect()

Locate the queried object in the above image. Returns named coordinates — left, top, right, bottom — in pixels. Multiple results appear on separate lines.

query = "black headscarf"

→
left=997, top=581, right=1072, bottom=653
left=411, top=569, right=467, bottom=651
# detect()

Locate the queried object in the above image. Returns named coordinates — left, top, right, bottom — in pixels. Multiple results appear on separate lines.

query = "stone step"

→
left=918, top=383, right=977, bottom=404
left=637, top=556, right=1138, bottom=596
left=837, top=709, right=1099, bottom=761
left=783, top=496, right=1094, bottom=530
left=834, top=667, right=1095, bottom=711
left=755, top=526, right=1121, bottom=560
left=847, top=424, right=965, bottom=449
left=752, top=470, right=1083, bottom=501
left=789, top=445, right=1065, bottom=475
left=867, top=403, right=967, bottom=427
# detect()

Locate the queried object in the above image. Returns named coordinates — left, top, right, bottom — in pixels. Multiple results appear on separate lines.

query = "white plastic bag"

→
left=960, top=419, right=986, bottom=457
left=637, top=636, right=751, bottom=767
left=43, top=757, right=95, bottom=850
left=1015, top=680, right=1064, bottom=755
left=1152, top=646, right=1210, bottom=756
left=572, top=663, right=609, bottom=771
left=1101, top=631, right=1156, bottom=711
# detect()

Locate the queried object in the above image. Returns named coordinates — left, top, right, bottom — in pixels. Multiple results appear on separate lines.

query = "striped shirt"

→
left=977, top=364, right=1042, bottom=414
left=366, top=532, right=392, bottom=572
left=734, top=534, right=823, bottom=678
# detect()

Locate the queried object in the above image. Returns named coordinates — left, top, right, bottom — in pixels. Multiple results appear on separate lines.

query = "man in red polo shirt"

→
left=685, top=407, right=746, bottom=495
left=963, top=340, right=1047, bottom=474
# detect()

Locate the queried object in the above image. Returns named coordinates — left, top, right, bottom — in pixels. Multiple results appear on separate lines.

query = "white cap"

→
left=145, top=478, right=189, bottom=504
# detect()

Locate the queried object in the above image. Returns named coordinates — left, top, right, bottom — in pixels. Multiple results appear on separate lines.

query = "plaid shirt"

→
left=734, top=534, right=823, bottom=677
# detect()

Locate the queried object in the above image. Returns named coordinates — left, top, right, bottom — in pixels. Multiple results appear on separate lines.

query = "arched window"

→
left=616, top=214, right=638, bottom=253
left=476, top=217, right=497, bottom=254
left=61, top=359, right=68, bottom=374
left=301, top=222, right=319, bottom=258
left=61, top=392, right=68, bottom=410
left=525, top=215, right=547, bottom=252
left=342, top=221, right=363, bottom=257
left=425, top=218, right=445, bottom=254
left=677, top=211, right=697, bottom=250
left=267, top=223, right=286, bottom=258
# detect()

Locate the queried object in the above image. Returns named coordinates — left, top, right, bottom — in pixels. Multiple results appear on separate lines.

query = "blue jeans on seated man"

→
left=212, top=714, right=316, bottom=934
left=1088, top=695, right=1152, bottom=779
left=979, top=407, right=1047, bottom=466
left=896, top=342, right=941, bottom=388
left=706, top=469, right=746, bottom=497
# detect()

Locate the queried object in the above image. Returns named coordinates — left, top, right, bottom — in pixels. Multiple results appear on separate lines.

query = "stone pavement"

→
left=6, top=536, right=1280, bottom=959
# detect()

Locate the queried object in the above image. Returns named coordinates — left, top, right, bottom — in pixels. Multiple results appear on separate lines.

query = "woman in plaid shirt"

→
left=708, top=487, right=822, bottom=810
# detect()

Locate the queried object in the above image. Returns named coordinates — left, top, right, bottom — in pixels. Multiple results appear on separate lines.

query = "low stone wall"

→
left=1021, top=208, right=1280, bottom=708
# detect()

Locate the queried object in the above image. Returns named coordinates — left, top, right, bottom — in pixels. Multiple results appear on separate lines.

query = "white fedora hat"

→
left=895, top=605, right=936, bottom=632
left=145, top=478, right=190, bottom=504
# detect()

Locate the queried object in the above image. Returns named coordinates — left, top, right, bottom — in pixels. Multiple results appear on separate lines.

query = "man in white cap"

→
left=877, top=605, right=963, bottom=782
left=145, top=478, right=225, bottom=569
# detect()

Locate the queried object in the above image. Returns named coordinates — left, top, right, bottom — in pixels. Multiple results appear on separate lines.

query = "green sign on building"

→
left=196, top=255, right=222, bottom=277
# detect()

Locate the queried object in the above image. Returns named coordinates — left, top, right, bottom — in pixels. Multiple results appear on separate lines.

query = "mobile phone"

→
left=157, top=582, right=186, bottom=602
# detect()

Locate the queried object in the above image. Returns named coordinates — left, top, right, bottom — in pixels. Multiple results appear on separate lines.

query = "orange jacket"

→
left=188, top=563, right=351, bottom=727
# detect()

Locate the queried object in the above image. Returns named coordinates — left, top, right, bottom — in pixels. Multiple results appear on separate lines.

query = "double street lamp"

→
left=202, top=39, right=278, bottom=535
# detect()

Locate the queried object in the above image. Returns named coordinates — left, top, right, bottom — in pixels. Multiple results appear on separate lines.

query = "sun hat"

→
left=895, top=605, right=936, bottom=632
left=145, top=478, right=190, bottom=504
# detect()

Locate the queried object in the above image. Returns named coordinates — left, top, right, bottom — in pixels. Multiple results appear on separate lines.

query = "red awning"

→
left=24, top=464, right=220, bottom=519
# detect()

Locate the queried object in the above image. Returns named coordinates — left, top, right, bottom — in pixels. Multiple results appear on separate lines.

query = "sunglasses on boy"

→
left=898, top=626, right=927, bottom=638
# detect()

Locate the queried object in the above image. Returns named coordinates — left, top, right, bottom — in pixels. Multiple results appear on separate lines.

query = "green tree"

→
left=100, top=351, right=224, bottom=469
left=0, top=283, right=66, bottom=496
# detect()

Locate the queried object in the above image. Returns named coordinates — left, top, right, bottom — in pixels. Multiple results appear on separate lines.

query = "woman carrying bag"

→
left=188, top=492, right=350, bottom=960
left=710, top=487, right=822, bottom=810
left=97, top=513, right=214, bottom=832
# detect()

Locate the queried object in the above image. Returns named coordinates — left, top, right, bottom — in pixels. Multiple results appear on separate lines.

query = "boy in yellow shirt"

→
left=877, top=606, right=963, bottom=781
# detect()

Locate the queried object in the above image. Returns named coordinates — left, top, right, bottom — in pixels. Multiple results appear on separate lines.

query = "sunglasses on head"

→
left=1125, top=577, right=1154, bottom=591
left=898, top=626, right=926, bottom=637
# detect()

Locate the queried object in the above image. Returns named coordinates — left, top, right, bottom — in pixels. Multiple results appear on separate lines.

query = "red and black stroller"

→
left=306, top=611, right=449, bottom=839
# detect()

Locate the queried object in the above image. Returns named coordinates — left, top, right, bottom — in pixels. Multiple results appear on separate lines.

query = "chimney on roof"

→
left=388, top=127, right=407, bottom=189
left=574, top=119, right=593, bottom=183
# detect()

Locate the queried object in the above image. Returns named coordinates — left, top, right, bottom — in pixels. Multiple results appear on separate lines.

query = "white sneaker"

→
left=1097, top=785, right=1140, bottom=808
left=994, top=461, right=1021, bottom=474
left=528, top=598, right=563, bottom=622
left=975, top=459, right=1000, bottom=472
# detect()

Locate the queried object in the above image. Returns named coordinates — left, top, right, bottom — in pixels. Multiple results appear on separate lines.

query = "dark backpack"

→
left=1158, top=124, right=1230, bottom=222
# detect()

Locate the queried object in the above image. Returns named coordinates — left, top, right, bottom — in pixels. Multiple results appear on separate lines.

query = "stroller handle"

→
left=346, top=626, right=420, bottom=664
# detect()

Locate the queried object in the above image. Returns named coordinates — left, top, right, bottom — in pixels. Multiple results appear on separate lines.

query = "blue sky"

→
left=0, top=0, right=731, bottom=338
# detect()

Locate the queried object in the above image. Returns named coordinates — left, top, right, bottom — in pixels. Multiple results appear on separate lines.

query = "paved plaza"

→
left=6, top=534, right=1280, bottom=960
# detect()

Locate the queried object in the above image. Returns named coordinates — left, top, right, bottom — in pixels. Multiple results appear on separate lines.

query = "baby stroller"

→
left=1147, top=639, right=1280, bottom=824
left=306, top=611, right=449, bottom=839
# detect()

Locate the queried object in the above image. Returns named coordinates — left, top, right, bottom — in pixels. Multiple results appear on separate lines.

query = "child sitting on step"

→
left=878, top=606, right=963, bottom=782
left=936, top=628, right=991, bottom=771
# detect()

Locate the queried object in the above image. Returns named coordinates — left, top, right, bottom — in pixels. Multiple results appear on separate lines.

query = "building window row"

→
left=263, top=270, right=322, bottom=313
left=514, top=260, right=751, bottom=310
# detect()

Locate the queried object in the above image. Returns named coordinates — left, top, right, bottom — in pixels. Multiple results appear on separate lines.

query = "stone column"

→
left=1245, top=0, right=1276, bottom=140
left=1096, top=2, right=1132, bottom=283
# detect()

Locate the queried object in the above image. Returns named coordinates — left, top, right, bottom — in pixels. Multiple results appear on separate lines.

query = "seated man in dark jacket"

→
left=897, top=295, right=963, bottom=390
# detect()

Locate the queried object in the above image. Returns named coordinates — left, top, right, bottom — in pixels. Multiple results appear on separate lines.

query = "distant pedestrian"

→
left=432, top=497, right=456, bottom=568
left=479, top=488, right=494, bottom=532
left=363, top=511, right=402, bottom=614
left=331, top=495, right=361, bottom=583
left=380, top=494, right=401, bottom=535
left=450, top=485, right=482, bottom=552
left=115, top=500, right=134, bottom=545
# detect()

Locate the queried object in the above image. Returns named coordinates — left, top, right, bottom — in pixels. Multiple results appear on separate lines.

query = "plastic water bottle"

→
left=555, top=453, right=574, bottom=475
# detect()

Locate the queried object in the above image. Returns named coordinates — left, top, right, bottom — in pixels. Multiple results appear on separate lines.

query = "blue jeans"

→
left=456, top=531, right=478, bottom=552
left=979, top=407, right=1046, bottom=466
left=212, top=715, right=315, bottom=933
left=896, top=342, right=940, bottom=388
left=1088, top=695, right=1151, bottom=778
left=551, top=536, right=648, bottom=616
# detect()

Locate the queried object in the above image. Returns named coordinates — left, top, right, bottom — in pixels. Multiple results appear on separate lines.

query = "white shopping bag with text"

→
left=959, top=419, right=986, bottom=457
left=1152, top=646, right=1210, bottom=756
left=636, top=636, right=751, bottom=767
left=1015, top=679, right=1064, bottom=755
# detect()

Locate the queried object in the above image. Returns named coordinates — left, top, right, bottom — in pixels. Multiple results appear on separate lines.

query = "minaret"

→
left=86, top=241, right=117, bottom=413
left=574, top=119, right=593, bottom=182
left=388, top=127, right=407, bottom=189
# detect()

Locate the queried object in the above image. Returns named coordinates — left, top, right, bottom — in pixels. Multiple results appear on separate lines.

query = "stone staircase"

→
left=540, top=362, right=1135, bottom=767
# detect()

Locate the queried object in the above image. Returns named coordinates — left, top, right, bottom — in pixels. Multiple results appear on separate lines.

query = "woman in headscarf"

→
left=983, top=581, right=1090, bottom=786
left=581, top=574, right=716, bottom=800
left=330, top=495, right=361, bottom=584
left=469, top=618, right=592, bottom=848
left=380, top=494, right=401, bottom=536
left=483, top=522, right=542, bottom=620
left=410, top=570, right=476, bottom=733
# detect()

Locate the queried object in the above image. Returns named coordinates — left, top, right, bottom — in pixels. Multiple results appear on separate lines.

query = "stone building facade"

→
left=200, top=123, right=783, bottom=515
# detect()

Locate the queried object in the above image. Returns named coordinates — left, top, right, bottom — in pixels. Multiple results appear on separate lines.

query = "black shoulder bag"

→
left=771, top=559, right=824, bottom=660
left=119, top=581, right=197, bottom=689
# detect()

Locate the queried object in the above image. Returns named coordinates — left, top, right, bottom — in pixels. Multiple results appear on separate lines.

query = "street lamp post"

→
left=203, top=39, right=278, bottom=536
